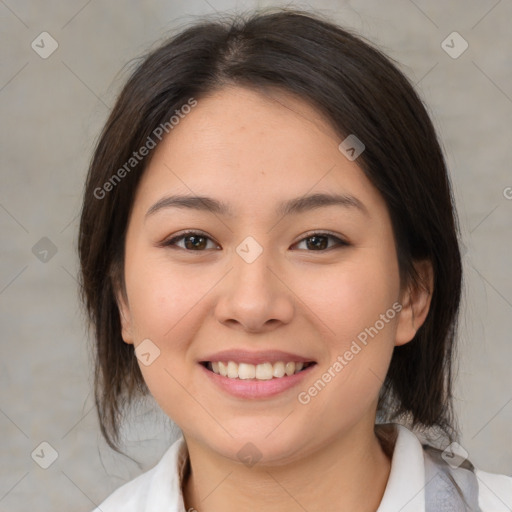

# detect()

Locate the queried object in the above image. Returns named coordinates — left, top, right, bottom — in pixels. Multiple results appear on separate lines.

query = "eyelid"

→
left=295, top=230, right=349, bottom=247
left=160, top=229, right=349, bottom=251
left=161, top=229, right=220, bottom=249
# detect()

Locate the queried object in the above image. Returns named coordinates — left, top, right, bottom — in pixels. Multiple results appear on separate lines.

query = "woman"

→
left=78, top=8, right=512, bottom=511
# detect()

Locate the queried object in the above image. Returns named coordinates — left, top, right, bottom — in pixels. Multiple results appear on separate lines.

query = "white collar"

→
left=376, top=424, right=425, bottom=511
left=94, top=422, right=511, bottom=511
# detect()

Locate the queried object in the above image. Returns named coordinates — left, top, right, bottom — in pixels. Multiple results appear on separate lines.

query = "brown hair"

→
left=78, top=8, right=463, bottom=451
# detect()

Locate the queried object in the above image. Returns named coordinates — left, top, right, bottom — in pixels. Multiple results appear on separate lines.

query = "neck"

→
left=182, top=423, right=394, bottom=512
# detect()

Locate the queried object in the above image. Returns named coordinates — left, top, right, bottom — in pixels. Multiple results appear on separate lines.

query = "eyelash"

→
left=161, top=230, right=349, bottom=252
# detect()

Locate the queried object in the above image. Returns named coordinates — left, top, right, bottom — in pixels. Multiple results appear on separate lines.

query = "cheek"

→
left=296, top=247, right=399, bottom=413
left=301, top=250, right=400, bottom=344
left=123, top=253, right=202, bottom=419
left=124, top=246, right=204, bottom=340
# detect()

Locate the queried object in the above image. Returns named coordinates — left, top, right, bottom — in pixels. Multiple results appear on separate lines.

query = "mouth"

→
left=200, top=360, right=316, bottom=380
left=198, top=349, right=317, bottom=399
left=199, top=359, right=317, bottom=399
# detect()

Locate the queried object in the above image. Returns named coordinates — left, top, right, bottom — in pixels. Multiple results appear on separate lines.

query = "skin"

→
left=116, top=85, right=433, bottom=512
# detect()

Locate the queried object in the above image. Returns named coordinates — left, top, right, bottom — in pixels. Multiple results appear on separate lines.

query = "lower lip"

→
left=199, top=363, right=316, bottom=399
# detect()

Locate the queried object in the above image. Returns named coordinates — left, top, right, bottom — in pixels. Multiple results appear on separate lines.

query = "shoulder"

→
left=90, top=437, right=188, bottom=512
left=377, top=423, right=512, bottom=512
left=474, top=467, right=512, bottom=510
left=90, top=468, right=154, bottom=511
left=420, top=434, right=512, bottom=511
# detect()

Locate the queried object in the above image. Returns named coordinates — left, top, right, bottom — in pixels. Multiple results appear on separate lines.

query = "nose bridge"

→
left=214, top=234, right=294, bottom=331
left=231, top=234, right=277, bottom=297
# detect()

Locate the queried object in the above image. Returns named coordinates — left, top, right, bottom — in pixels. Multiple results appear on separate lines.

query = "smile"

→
left=199, top=359, right=317, bottom=399
left=203, top=360, right=315, bottom=380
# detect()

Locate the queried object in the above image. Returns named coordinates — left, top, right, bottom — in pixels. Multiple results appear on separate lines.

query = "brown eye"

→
left=163, top=231, right=219, bottom=251
left=162, top=230, right=348, bottom=252
left=294, top=232, right=348, bottom=251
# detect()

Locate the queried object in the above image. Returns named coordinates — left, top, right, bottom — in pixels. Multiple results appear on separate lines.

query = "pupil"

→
left=307, top=235, right=327, bottom=250
left=183, top=235, right=327, bottom=251
left=186, top=235, right=206, bottom=250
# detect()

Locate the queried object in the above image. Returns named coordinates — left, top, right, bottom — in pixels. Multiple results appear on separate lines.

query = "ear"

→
left=115, top=287, right=135, bottom=345
left=395, top=259, right=434, bottom=347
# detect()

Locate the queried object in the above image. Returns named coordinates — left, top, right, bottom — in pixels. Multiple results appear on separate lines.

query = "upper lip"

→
left=199, top=349, right=316, bottom=365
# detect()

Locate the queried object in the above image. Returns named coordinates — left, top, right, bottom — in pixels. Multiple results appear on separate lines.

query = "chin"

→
left=199, top=426, right=312, bottom=467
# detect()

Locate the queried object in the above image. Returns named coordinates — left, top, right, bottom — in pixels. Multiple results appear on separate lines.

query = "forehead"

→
left=133, top=86, right=386, bottom=220
left=167, top=85, right=340, bottom=158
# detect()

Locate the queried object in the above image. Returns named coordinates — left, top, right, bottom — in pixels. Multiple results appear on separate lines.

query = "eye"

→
left=161, top=230, right=348, bottom=252
left=161, top=230, right=220, bottom=251
left=292, top=231, right=349, bottom=251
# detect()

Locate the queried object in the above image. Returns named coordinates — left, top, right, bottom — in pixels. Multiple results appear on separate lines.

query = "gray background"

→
left=1, top=0, right=511, bottom=510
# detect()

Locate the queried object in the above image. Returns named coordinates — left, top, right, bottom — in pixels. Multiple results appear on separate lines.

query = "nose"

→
left=214, top=245, right=295, bottom=333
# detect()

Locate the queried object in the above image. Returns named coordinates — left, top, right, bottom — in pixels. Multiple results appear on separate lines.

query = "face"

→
left=116, top=85, right=429, bottom=465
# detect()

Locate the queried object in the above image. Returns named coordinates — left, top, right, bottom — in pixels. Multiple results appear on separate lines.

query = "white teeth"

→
left=238, top=362, right=255, bottom=380
left=255, top=362, right=273, bottom=380
left=227, top=361, right=238, bottom=379
left=272, top=361, right=285, bottom=378
left=285, top=362, right=296, bottom=376
left=209, top=360, right=310, bottom=380
left=218, top=361, right=228, bottom=377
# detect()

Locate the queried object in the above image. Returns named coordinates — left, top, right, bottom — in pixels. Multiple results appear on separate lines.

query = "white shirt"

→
left=92, top=424, right=512, bottom=511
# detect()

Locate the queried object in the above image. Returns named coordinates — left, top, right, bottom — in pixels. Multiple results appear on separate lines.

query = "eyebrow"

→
left=145, top=192, right=369, bottom=220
